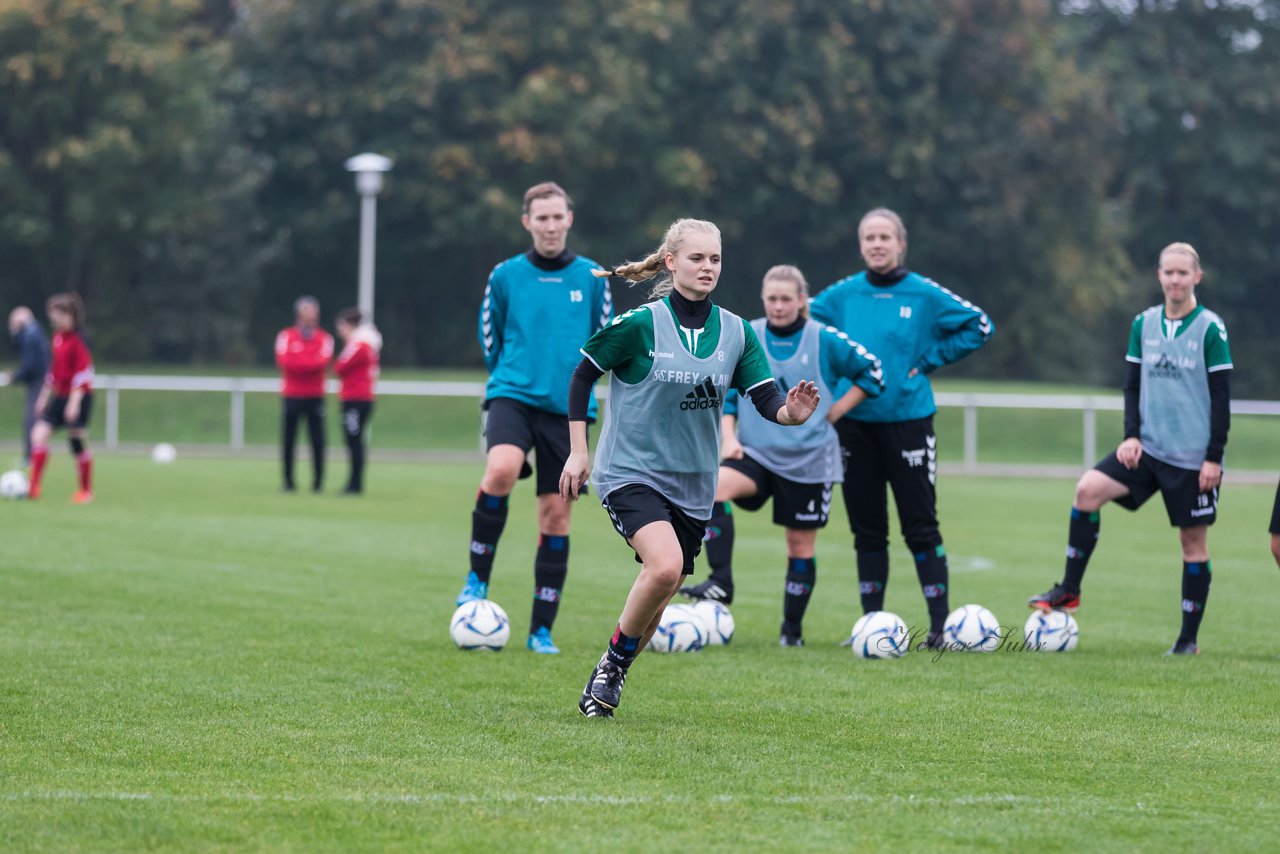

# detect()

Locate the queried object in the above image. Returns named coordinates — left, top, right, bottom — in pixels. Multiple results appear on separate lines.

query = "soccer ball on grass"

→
left=943, top=604, right=1002, bottom=652
left=1023, top=609, right=1079, bottom=652
left=0, top=469, right=29, bottom=500
left=650, top=604, right=708, bottom=653
left=849, top=611, right=909, bottom=659
left=450, top=600, right=511, bottom=651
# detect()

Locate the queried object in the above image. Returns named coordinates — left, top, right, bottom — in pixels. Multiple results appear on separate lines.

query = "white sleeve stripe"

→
left=745, top=377, right=775, bottom=393
left=1125, top=356, right=1142, bottom=363
left=1207, top=363, right=1234, bottom=372
left=580, top=350, right=605, bottom=372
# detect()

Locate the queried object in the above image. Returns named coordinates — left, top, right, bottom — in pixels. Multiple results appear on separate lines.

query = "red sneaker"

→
left=71, top=489, right=94, bottom=504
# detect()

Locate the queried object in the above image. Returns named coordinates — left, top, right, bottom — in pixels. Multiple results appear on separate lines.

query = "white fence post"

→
left=231, top=380, right=245, bottom=452
left=105, top=383, right=120, bottom=450
left=1083, top=402, right=1097, bottom=469
left=963, top=399, right=978, bottom=471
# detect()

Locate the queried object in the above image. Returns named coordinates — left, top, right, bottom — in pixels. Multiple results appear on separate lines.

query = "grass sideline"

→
left=2, top=371, right=1277, bottom=468
left=2, top=457, right=1279, bottom=851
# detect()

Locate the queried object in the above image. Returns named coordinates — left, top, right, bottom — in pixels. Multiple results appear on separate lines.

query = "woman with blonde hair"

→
left=560, top=219, right=819, bottom=717
left=1028, top=243, right=1231, bottom=656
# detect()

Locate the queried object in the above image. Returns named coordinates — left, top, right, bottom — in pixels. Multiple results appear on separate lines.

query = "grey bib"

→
left=593, top=301, right=746, bottom=520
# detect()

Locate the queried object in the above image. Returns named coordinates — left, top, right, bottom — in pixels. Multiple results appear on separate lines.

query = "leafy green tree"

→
left=0, top=0, right=271, bottom=362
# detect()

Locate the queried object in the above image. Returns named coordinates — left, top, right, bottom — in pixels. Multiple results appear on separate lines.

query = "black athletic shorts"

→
left=722, top=452, right=833, bottom=529
left=482, top=397, right=586, bottom=496
left=1094, top=452, right=1218, bottom=528
left=600, top=483, right=705, bottom=574
left=1269, top=478, right=1280, bottom=536
left=41, top=393, right=93, bottom=430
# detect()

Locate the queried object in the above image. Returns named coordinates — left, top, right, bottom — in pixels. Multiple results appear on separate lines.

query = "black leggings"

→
left=341, top=400, right=374, bottom=493
left=282, top=397, right=325, bottom=490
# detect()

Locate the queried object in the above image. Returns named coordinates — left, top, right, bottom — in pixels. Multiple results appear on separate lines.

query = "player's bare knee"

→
left=1271, top=535, right=1280, bottom=568
left=643, top=559, right=683, bottom=591
left=537, top=497, right=570, bottom=535
left=1178, top=527, right=1208, bottom=561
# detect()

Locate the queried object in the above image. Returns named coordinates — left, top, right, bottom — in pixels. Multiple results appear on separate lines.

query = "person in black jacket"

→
left=4, top=307, right=51, bottom=465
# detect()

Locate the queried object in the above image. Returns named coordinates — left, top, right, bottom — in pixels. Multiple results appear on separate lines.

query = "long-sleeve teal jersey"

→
left=478, top=251, right=612, bottom=417
left=809, top=270, right=992, bottom=423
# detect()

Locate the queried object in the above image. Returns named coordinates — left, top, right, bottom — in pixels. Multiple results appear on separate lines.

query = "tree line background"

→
left=2, top=0, right=1278, bottom=394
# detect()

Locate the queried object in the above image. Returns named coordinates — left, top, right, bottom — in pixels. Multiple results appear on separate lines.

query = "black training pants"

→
left=282, top=396, right=325, bottom=490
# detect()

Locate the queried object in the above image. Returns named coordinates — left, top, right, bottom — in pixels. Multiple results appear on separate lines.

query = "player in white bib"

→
left=558, top=219, right=819, bottom=718
left=1028, top=243, right=1232, bottom=655
left=680, top=265, right=885, bottom=646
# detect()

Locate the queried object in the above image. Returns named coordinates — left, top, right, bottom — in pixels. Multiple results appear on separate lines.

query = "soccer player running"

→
left=275, top=296, right=334, bottom=493
left=333, top=307, right=381, bottom=495
left=561, top=219, right=820, bottom=718
left=1029, top=243, right=1231, bottom=656
left=27, top=293, right=95, bottom=503
left=809, top=208, right=993, bottom=650
left=456, top=182, right=612, bottom=656
left=679, top=265, right=885, bottom=646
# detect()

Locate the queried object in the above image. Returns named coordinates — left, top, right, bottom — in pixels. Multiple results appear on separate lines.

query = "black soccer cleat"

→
left=779, top=621, right=804, bottom=647
left=589, top=660, right=627, bottom=711
left=578, top=666, right=614, bottom=718
left=1028, top=582, right=1081, bottom=613
left=1165, top=639, right=1200, bottom=656
left=679, top=578, right=734, bottom=606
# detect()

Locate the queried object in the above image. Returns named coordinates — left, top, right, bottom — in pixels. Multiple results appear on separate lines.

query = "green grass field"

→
left=2, top=456, right=1279, bottom=851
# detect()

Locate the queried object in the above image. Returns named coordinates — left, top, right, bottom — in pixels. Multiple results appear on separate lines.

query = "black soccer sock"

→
left=469, top=491, right=509, bottom=583
left=604, top=624, right=641, bottom=669
left=856, top=549, right=889, bottom=613
left=1062, top=508, right=1100, bottom=593
left=703, top=501, right=735, bottom=586
left=530, top=534, right=569, bottom=633
left=913, top=544, right=950, bottom=635
left=783, top=556, right=816, bottom=632
left=1179, top=560, right=1212, bottom=644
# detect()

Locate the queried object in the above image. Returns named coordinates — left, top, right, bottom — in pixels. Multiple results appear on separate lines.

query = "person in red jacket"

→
left=275, top=296, right=334, bottom=492
left=28, top=293, right=95, bottom=503
left=333, top=307, right=381, bottom=495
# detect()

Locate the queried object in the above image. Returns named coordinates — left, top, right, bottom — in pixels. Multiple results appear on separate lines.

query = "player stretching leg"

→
left=561, top=219, right=819, bottom=717
left=457, top=182, right=612, bottom=655
left=1029, top=243, right=1231, bottom=656
left=680, top=265, right=884, bottom=646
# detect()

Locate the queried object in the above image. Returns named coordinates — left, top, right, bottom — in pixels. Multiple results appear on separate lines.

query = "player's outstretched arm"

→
left=777, top=380, right=819, bottom=426
left=559, top=420, right=590, bottom=502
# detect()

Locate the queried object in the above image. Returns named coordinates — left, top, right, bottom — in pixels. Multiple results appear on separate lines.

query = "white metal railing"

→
left=80, top=376, right=1280, bottom=464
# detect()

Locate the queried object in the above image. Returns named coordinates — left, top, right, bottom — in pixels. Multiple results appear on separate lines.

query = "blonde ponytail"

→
left=594, top=218, right=721, bottom=299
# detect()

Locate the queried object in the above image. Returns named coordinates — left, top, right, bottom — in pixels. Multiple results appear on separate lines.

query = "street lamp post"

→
left=343, top=152, right=394, bottom=322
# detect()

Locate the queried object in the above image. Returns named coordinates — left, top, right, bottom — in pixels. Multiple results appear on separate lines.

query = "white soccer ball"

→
left=690, top=600, right=735, bottom=646
left=1023, top=609, right=1079, bottom=652
left=943, top=604, right=1002, bottom=652
left=450, top=600, right=511, bottom=651
left=151, top=443, right=177, bottom=464
left=0, top=469, right=29, bottom=500
left=849, top=611, right=910, bottom=659
left=651, top=604, right=708, bottom=653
